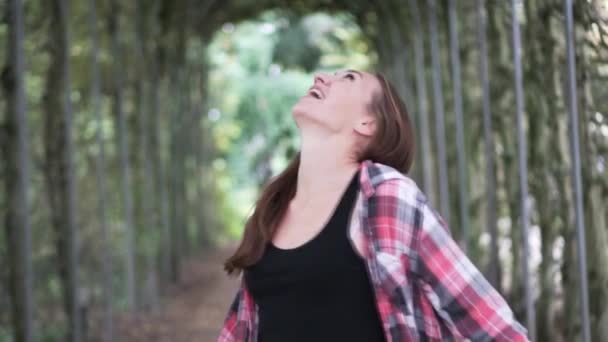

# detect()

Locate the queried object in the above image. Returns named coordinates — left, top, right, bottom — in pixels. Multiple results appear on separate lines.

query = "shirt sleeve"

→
left=416, top=201, right=529, bottom=341
left=217, top=283, right=242, bottom=342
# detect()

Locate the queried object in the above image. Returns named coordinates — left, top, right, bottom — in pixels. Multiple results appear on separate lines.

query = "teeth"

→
left=310, top=89, right=322, bottom=99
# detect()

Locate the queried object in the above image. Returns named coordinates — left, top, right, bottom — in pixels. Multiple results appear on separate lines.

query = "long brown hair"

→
left=224, top=72, right=415, bottom=275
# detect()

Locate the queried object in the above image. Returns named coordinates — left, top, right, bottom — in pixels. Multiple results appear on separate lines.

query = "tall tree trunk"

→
left=88, top=0, right=112, bottom=339
left=194, top=49, right=211, bottom=248
left=500, top=117, right=525, bottom=320
left=179, top=5, right=192, bottom=259
left=475, top=0, right=501, bottom=287
left=168, top=3, right=190, bottom=281
left=134, top=0, right=159, bottom=309
left=107, top=0, right=136, bottom=310
left=42, top=0, right=81, bottom=340
left=572, top=2, right=608, bottom=340
left=2, top=0, right=33, bottom=340
left=157, top=0, right=184, bottom=284
left=155, top=0, right=175, bottom=286
left=523, top=1, right=561, bottom=340
left=486, top=0, right=526, bottom=320
left=168, top=67, right=183, bottom=282
left=180, top=64, right=192, bottom=257
left=405, top=0, right=436, bottom=203
left=150, top=56, right=171, bottom=288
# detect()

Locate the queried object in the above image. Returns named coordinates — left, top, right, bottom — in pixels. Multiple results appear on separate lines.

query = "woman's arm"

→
left=371, top=177, right=528, bottom=341
left=416, top=201, right=529, bottom=341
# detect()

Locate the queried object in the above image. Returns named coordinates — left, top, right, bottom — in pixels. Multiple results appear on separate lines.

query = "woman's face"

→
left=292, top=69, right=381, bottom=140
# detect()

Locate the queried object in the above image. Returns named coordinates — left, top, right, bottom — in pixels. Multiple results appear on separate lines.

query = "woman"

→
left=218, top=69, right=528, bottom=341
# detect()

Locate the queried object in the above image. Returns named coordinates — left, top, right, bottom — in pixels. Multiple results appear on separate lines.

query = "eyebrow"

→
left=334, top=69, right=363, bottom=78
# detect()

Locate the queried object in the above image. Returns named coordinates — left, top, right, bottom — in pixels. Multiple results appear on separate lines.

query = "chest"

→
left=239, top=187, right=431, bottom=342
left=244, top=237, right=369, bottom=305
left=246, top=190, right=369, bottom=299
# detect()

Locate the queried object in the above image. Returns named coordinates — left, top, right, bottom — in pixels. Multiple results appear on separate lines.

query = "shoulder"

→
left=363, top=161, right=433, bottom=254
left=371, top=162, right=451, bottom=235
left=363, top=160, right=428, bottom=207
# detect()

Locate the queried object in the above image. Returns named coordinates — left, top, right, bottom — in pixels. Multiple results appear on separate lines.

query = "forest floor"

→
left=114, top=245, right=239, bottom=342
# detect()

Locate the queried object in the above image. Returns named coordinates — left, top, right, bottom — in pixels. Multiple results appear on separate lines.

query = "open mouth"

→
left=308, top=87, right=324, bottom=100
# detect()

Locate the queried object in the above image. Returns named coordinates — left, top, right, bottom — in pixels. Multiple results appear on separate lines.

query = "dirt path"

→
left=115, top=246, right=240, bottom=341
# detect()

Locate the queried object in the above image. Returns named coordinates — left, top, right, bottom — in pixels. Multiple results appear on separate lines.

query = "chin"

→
left=292, top=103, right=312, bottom=120
left=293, top=98, right=332, bottom=123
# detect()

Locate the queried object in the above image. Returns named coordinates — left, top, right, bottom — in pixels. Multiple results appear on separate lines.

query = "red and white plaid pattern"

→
left=218, top=160, right=529, bottom=341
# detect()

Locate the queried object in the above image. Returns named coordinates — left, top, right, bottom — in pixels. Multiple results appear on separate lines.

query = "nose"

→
left=314, top=72, right=331, bottom=86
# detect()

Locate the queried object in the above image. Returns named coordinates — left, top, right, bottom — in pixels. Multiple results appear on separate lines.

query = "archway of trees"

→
left=2, top=0, right=607, bottom=341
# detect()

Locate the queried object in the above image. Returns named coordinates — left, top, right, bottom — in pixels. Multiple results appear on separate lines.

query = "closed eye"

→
left=345, top=73, right=355, bottom=80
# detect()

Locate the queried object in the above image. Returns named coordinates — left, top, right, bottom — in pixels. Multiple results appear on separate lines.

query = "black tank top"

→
left=244, top=170, right=386, bottom=342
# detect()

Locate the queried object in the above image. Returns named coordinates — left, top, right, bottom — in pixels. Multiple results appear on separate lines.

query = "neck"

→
left=295, top=135, right=359, bottom=203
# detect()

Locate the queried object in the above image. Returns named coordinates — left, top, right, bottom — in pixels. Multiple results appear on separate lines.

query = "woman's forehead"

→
left=334, top=69, right=382, bottom=94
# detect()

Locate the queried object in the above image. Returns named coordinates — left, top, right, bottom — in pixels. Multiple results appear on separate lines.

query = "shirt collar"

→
left=358, top=159, right=406, bottom=199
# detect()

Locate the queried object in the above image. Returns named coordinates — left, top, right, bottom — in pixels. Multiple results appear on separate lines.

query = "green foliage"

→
left=273, top=17, right=322, bottom=72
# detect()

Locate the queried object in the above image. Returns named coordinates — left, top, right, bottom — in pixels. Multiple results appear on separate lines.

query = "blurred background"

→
left=1, top=0, right=607, bottom=341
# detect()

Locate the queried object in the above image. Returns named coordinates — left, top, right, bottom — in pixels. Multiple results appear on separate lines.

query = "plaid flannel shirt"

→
left=218, top=159, right=529, bottom=341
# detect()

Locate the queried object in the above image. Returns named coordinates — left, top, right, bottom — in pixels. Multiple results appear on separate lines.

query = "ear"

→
left=354, top=118, right=376, bottom=137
